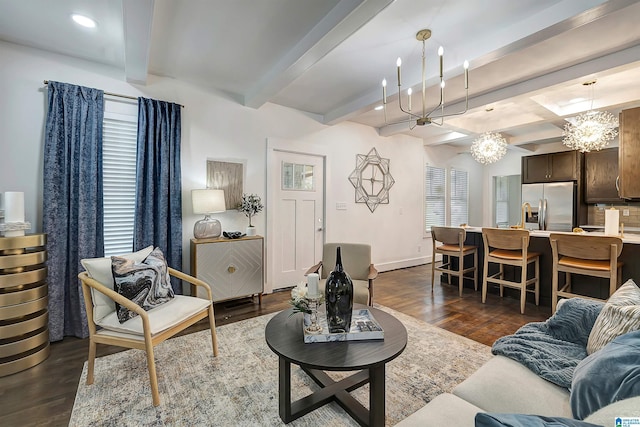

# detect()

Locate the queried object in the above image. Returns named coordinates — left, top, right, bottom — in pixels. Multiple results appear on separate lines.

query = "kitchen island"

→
left=440, top=227, right=640, bottom=308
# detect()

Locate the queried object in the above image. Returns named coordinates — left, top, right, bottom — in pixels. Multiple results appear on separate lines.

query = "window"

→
left=450, top=168, right=469, bottom=227
left=424, top=165, right=469, bottom=232
left=282, top=162, right=314, bottom=190
left=102, top=111, right=138, bottom=256
left=494, top=176, right=510, bottom=228
left=425, top=165, right=446, bottom=230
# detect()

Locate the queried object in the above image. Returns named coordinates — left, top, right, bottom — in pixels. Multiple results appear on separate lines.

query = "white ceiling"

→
left=1, top=0, right=640, bottom=152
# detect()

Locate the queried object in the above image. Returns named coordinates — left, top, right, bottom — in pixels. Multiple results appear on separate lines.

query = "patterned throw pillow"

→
left=586, top=279, right=640, bottom=354
left=111, top=247, right=175, bottom=323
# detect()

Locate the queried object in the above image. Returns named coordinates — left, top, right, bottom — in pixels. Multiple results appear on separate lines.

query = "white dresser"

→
left=190, top=235, right=264, bottom=303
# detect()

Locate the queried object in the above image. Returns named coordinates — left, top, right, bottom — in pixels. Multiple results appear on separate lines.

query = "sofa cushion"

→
left=475, top=413, right=601, bottom=427
left=81, top=246, right=154, bottom=322
left=453, top=356, right=572, bottom=417
left=95, top=295, right=210, bottom=336
left=111, top=247, right=175, bottom=323
left=395, top=393, right=484, bottom=427
left=571, top=330, right=640, bottom=420
left=583, top=396, right=640, bottom=426
left=587, top=279, right=640, bottom=354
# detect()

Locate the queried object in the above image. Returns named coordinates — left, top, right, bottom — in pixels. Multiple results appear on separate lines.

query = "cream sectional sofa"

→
left=396, top=354, right=640, bottom=427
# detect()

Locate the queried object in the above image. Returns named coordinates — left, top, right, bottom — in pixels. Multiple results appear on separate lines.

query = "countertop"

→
left=461, top=226, right=640, bottom=244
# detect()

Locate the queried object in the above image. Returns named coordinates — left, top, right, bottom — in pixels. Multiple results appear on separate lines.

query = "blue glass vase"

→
left=325, top=246, right=353, bottom=333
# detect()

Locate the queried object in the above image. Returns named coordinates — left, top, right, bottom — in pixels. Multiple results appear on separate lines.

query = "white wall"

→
left=0, top=41, right=433, bottom=292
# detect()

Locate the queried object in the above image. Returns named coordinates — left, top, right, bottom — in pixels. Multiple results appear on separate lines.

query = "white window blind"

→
left=450, top=168, right=469, bottom=227
left=425, top=164, right=446, bottom=231
left=103, top=112, right=138, bottom=256
left=494, top=176, right=509, bottom=228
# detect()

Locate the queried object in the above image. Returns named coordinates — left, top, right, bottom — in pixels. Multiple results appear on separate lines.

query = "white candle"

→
left=307, top=273, right=319, bottom=298
left=4, top=192, right=24, bottom=222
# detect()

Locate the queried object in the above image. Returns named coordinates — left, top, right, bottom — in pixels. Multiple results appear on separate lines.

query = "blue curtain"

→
left=134, top=97, right=183, bottom=293
left=43, top=81, right=104, bottom=341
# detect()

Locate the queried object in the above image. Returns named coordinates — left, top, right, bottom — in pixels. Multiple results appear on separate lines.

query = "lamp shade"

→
left=192, top=189, right=225, bottom=214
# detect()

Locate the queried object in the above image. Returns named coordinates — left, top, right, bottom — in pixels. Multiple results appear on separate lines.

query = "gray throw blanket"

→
left=491, top=298, right=604, bottom=389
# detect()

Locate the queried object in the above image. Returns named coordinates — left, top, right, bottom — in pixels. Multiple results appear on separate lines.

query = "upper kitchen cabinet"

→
left=584, top=147, right=621, bottom=203
left=522, top=151, right=581, bottom=183
left=618, top=107, right=640, bottom=199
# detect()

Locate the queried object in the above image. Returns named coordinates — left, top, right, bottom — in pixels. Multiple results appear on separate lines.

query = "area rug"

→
left=70, top=305, right=492, bottom=426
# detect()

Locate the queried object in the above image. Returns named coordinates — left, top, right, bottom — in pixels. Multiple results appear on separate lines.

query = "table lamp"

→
left=192, top=189, right=225, bottom=239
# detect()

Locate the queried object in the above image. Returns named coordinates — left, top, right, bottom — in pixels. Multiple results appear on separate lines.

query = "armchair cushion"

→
left=81, top=246, right=154, bottom=322
left=95, top=295, right=210, bottom=336
left=111, top=247, right=175, bottom=323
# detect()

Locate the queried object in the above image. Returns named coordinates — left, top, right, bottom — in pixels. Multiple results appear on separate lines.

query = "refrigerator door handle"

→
left=538, top=199, right=543, bottom=230
left=542, top=198, right=548, bottom=230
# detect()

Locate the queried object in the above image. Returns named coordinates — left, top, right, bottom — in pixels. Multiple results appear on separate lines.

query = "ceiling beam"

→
left=243, top=0, right=393, bottom=109
left=122, top=0, right=155, bottom=85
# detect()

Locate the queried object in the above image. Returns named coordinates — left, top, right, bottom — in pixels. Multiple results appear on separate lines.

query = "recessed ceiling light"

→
left=374, top=105, right=384, bottom=111
left=71, top=14, right=97, bottom=28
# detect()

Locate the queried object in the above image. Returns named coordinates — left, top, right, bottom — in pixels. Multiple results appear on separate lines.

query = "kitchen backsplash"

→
left=587, top=203, right=640, bottom=227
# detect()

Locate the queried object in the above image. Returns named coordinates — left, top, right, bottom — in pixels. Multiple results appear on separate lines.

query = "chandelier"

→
left=382, top=29, right=469, bottom=129
left=562, top=81, right=618, bottom=152
left=470, top=132, right=507, bottom=164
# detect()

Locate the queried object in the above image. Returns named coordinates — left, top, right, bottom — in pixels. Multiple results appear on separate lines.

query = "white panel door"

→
left=270, top=150, right=324, bottom=290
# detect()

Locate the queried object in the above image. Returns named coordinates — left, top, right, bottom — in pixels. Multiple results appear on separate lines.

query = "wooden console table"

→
left=190, top=235, right=264, bottom=303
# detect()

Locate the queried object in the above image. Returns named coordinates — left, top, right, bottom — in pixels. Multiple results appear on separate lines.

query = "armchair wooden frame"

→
left=430, top=226, right=478, bottom=297
left=549, top=233, right=623, bottom=312
left=481, top=228, right=540, bottom=314
left=79, top=267, right=218, bottom=406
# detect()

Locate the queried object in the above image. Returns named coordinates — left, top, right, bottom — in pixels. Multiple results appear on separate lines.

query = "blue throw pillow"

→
left=475, top=413, right=601, bottom=427
left=571, top=330, right=640, bottom=420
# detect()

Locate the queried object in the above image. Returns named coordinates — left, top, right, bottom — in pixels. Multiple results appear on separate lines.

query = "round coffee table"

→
left=265, top=304, right=407, bottom=427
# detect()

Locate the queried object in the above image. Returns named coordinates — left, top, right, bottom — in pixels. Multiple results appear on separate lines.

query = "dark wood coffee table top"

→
left=265, top=304, right=407, bottom=371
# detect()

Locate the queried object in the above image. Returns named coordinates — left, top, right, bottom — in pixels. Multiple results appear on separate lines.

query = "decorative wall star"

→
left=348, top=147, right=395, bottom=212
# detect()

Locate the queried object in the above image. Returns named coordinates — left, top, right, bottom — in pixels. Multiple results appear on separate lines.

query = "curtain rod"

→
left=43, top=80, right=184, bottom=107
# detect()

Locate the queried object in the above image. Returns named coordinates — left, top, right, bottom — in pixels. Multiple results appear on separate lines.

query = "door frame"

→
left=265, top=137, right=327, bottom=294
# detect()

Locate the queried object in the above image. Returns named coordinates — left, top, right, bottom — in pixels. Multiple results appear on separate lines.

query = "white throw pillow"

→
left=586, top=279, right=640, bottom=354
left=81, top=246, right=154, bottom=322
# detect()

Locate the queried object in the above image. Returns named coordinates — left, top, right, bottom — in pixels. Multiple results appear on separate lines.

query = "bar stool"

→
left=549, top=233, right=623, bottom=312
left=431, top=226, right=478, bottom=297
left=481, top=228, right=540, bottom=314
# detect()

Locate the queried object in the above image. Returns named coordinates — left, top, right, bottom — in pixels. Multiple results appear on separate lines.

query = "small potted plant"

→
left=237, top=193, right=263, bottom=236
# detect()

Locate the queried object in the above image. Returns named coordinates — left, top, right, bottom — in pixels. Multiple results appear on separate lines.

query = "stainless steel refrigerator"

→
left=521, top=182, right=575, bottom=231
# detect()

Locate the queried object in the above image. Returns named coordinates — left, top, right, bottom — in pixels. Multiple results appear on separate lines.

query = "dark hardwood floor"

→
left=0, top=264, right=551, bottom=427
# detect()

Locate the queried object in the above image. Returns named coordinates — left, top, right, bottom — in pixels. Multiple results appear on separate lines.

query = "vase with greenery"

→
left=237, top=193, right=263, bottom=235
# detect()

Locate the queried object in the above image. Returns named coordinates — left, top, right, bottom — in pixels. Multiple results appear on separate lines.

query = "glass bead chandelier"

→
left=470, top=132, right=507, bottom=164
left=562, top=81, right=618, bottom=152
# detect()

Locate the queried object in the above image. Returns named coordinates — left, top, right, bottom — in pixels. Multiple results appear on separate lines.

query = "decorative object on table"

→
left=222, top=231, right=245, bottom=239
left=324, top=246, right=354, bottom=333
left=304, top=273, right=322, bottom=334
left=470, top=131, right=507, bottom=164
left=348, top=147, right=395, bottom=213
left=562, top=81, right=619, bottom=153
left=237, top=193, right=263, bottom=236
left=192, top=189, right=226, bottom=239
left=303, top=308, right=384, bottom=343
left=379, top=28, right=470, bottom=129
left=0, top=192, right=31, bottom=237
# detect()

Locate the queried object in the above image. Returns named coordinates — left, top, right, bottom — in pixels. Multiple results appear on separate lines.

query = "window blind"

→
left=425, top=164, right=446, bottom=231
left=494, top=176, right=509, bottom=227
left=450, top=167, right=469, bottom=227
left=103, top=113, right=138, bottom=256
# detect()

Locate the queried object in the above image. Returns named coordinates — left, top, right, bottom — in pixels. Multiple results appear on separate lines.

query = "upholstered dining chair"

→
left=431, top=226, right=478, bottom=296
left=78, top=246, right=218, bottom=406
left=306, top=243, right=377, bottom=306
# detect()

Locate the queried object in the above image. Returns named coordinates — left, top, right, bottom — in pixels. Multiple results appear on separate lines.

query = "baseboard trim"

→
left=376, top=256, right=430, bottom=273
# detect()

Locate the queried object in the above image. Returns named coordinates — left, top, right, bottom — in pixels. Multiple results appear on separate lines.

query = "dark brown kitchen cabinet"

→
left=522, top=151, right=579, bottom=183
left=584, top=148, right=621, bottom=203
left=618, top=106, right=640, bottom=199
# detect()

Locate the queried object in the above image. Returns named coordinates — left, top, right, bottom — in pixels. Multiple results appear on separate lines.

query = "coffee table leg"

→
left=279, top=357, right=292, bottom=422
left=369, top=364, right=385, bottom=427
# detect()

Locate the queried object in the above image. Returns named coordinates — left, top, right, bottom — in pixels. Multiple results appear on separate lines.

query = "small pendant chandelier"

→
left=562, top=81, right=618, bottom=152
left=470, top=132, right=507, bottom=165
left=381, top=29, right=469, bottom=129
